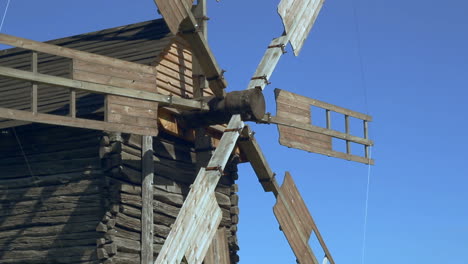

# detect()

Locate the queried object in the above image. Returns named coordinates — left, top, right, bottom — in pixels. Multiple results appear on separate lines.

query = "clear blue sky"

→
left=2, top=0, right=467, bottom=263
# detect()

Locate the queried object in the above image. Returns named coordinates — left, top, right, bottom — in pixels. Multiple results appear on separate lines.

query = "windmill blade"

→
left=154, top=115, right=244, bottom=264
left=238, top=128, right=335, bottom=264
left=247, top=0, right=323, bottom=90
left=274, top=172, right=336, bottom=264
left=262, top=89, right=374, bottom=165
left=153, top=0, right=227, bottom=97
left=278, top=0, right=324, bottom=56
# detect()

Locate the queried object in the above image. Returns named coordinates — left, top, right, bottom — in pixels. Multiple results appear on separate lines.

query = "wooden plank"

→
left=154, top=115, right=244, bottom=264
left=275, top=89, right=372, bottom=121
left=0, top=66, right=209, bottom=111
left=141, top=136, right=154, bottom=264
left=268, top=115, right=373, bottom=146
left=278, top=172, right=336, bottom=264
left=279, top=125, right=332, bottom=150
left=31, top=51, right=38, bottom=114
left=237, top=126, right=277, bottom=193
left=0, top=107, right=157, bottom=136
left=180, top=12, right=227, bottom=97
left=152, top=0, right=194, bottom=35
left=247, top=36, right=288, bottom=90
left=0, top=33, right=156, bottom=74
left=278, top=0, right=324, bottom=56
left=274, top=172, right=318, bottom=264
left=204, top=228, right=231, bottom=264
left=279, top=134, right=374, bottom=165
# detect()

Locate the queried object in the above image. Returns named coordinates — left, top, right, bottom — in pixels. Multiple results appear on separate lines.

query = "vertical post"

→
left=325, top=109, right=331, bottom=129
left=70, top=89, right=76, bottom=118
left=345, top=115, right=351, bottom=154
left=69, top=60, right=76, bottom=118
left=363, top=120, right=369, bottom=159
left=31, top=52, right=38, bottom=114
left=141, top=135, right=154, bottom=264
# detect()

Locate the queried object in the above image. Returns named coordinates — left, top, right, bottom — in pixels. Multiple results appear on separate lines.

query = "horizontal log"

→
left=0, top=169, right=102, bottom=190
left=0, top=221, right=100, bottom=238
left=0, top=107, right=158, bottom=137
left=0, top=232, right=98, bottom=251
left=0, top=208, right=104, bottom=231
left=0, top=66, right=208, bottom=110
left=0, top=33, right=156, bottom=74
left=0, top=246, right=97, bottom=262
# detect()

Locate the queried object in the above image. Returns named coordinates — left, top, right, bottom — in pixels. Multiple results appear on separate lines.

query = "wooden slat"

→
left=278, top=0, right=324, bottom=56
left=276, top=89, right=372, bottom=121
left=141, top=136, right=154, bottom=264
left=31, top=52, right=38, bottom=114
left=152, top=0, right=194, bottom=35
left=237, top=126, right=277, bottom=193
left=274, top=172, right=336, bottom=264
left=204, top=228, right=231, bottom=264
left=274, top=172, right=318, bottom=264
left=279, top=125, right=332, bottom=150
left=0, top=33, right=156, bottom=74
left=0, top=66, right=208, bottom=111
left=154, top=115, right=244, bottom=264
left=0, top=107, right=157, bottom=136
left=268, top=115, right=373, bottom=146
left=247, top=36, right=288, bottom=90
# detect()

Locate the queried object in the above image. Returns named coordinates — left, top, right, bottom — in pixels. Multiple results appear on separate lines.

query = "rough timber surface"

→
left=0, top=19, right=197, bottom=128
left=0, top=124, right=106, bottom=264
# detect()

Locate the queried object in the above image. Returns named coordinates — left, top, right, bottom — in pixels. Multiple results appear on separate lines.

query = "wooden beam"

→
left=204, top=228, right=231, bottom=264
left=141, top=136, right=154, bottom=264
left=0, top=33, right=155, bottom=74
left=0, top=66, right=209, bottom=111
left=275, top=89, right=372, bottom=121
left=237, top=126, right=278, bottom=194
left=155, top=115, right=244, bottom=264
left=264, top=115, right=373, bottom=146
left=0, top=107, right=157, bottom=136
left=180, top=12, right=227, bottom=97
left=31, top=52, right=38, bottom=114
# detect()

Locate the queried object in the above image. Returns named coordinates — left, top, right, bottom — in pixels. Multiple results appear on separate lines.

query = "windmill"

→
left=151, top=0, right=373, bottom=264
left=0, top=0, right=374, bottom=263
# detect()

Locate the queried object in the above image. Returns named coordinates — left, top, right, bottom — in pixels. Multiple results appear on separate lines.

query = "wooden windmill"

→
left=0, top=0, right=373, bottom=263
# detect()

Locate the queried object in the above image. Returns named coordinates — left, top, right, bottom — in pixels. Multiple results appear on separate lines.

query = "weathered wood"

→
left=238, top=126, right=277, bottom=193
left=0, top=107, right=158, bottom=136
left=276, top=88, right=372, bottom=121
left=274, top=172, right=319, bottom=264
left=31, top=51, right=38, bottom=114
left=278, top=0, right=324, bottom=55
left=247, top=36, right=288, bottom=90
left=155, top=115, right=243, bottom=264
left=204, top=227, right=231, bottom=264
left=274, top=172, right=336, bottom=264
left=0, top=66, right=208, bottom=111
left=141, top=135, right=154, bottom=264
left=0, top=33, right=156, bottom=74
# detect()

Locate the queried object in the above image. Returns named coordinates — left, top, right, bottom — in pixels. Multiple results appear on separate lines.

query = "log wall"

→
left=0, top=124, right=107, bottom=264
left=99, top=131, right=240, bottom=263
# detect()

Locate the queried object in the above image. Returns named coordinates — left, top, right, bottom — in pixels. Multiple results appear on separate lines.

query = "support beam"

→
left=0, top=33, right=155, bottom=74
left=154, top=115, right=244, bottom=264
left=141, top=136, right=154, bottom=264
left=0, top=66, right=209, bottom=111
left=237, top=126, right=279, bottom=194
left=0, top=107, right=157, bottom=136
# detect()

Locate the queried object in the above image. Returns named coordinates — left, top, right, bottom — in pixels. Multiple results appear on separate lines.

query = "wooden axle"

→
left=181, top=88, right=266, bottom=127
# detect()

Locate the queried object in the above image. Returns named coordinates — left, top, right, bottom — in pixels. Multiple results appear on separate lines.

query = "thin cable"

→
left=361, top=147, right=372, bottom=264
left=351, top=1, right=373, bottom=263
left=12, top=128, right=36, bottom=181
left=0, top=0, right=11, bottom=32
left=351, top=0, right=369, bottom=115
